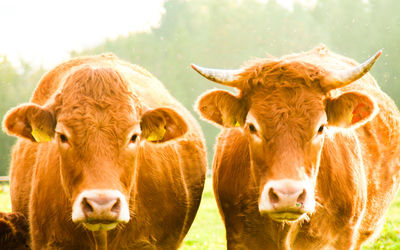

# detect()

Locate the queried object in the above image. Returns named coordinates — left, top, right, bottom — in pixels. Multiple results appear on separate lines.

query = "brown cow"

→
left=2, top=53, right=207, bottom=249
left=192, top=45, right=400, bottom=249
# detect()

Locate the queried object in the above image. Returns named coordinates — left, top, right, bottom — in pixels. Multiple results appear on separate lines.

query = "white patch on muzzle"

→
left=72, top=189, right=130, bottom=231
left=259, top=179, right=315, bottom=220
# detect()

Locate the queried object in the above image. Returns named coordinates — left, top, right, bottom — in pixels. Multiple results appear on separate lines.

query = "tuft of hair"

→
left=236, top=57, right=326, bottom=93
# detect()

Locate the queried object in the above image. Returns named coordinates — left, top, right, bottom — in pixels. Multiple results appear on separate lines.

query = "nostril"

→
left=297, top=189, right=306, bottom=204
left=111, top=198, right=121, bottom=213
left=268, top=188, right=280, bottom=204
left=72, top=190, right=130, bottom=225
left=81, top=198, right=94, bottom=215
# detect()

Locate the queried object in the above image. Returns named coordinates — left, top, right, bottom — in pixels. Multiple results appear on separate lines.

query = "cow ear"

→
left=140, top=107, right=188, bottom=143
left=326, top=92, right=377, bottom=128
left=196, top=90, right=247, bottom=128
left=2, top=103, right=56, bottom=142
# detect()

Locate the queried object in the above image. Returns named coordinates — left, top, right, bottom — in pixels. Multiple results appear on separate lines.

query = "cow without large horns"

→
left=2, top=54, right=207, bottom=249
left=192, top=46, right=400, bottom=249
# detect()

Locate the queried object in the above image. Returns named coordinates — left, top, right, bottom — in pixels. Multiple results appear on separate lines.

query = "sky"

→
left=0, top=0, right=316, bottom=69
left=0, top=0, right=165, bottom=68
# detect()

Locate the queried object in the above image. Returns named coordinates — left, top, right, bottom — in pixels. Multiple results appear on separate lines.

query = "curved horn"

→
left=191, top=64, right=243, bottom=87
left=323, top=50, right=382, bottom=90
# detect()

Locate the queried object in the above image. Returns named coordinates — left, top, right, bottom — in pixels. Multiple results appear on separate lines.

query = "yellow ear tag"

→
left=234, top=121, right=240, bottom=127
left=31, top=129, right=51, bottom=142
left=349, top=113, right=354, bottom=124
left=147, top=127, right=166, bottom=142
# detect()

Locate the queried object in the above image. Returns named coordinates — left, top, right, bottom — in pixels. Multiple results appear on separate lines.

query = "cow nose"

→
left=72, top=189, right=130, bottom=231
left=81, top=196, right=121, bottom=219
left=259, top=179, right=314, bottom=221
left=268, top=185, right=306, bottom=208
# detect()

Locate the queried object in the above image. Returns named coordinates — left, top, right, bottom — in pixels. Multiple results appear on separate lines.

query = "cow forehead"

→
left=248, top=86, right=325, bottom=139
left=58, top=105, right=138, bottom=132
left=60, top=66, right=140, bottom=103
left=54, top=65, right=142, bottom=145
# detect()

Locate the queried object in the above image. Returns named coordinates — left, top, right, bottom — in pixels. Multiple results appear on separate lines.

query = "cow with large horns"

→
left=2, top=53, right=207, bottom=249
left=192, top=45, right=400, bottom=249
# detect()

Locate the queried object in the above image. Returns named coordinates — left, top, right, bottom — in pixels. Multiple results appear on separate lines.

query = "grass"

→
left=0, top=184, right=11, bottom=212
left=181, top=178, right=226, bottom=249
left=1, top=180, right=399, bottom=249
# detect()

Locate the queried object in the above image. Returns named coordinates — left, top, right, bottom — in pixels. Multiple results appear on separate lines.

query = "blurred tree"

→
left=310, top=0, right=400, bottom=99
left=0, top=56, right=43, bottom=175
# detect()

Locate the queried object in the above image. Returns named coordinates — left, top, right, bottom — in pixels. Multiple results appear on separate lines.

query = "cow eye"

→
left=59, top=134, right=68, bottom=143
left=317, top=125, right=325, bottom=134
left=130, top=134, right=138, bottom=143
left=248, top=123, right=257, bottom=133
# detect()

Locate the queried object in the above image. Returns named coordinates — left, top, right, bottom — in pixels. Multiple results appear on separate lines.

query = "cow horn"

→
left=324, top=50, right=382, bottom=90
left=191, top=64, right=243, bottom=87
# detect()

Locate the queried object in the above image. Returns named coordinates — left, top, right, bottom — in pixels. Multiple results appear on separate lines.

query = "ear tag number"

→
left=147, top=127, right=166, bottom=142
left=31, top=129, right=51, bottom=142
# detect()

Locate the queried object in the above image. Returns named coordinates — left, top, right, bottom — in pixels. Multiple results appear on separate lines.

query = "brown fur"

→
left=196, top=45, right=400, bottom=249
left=3, top=54, right=207, bottom=249
left=0, top=212, right=30, bottom=250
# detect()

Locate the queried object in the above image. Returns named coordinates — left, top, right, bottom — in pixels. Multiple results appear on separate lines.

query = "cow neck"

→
left=92, top=231, right=107, bottom=250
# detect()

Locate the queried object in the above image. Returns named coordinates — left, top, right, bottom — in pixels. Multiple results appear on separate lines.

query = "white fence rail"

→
left=0, top=176, right=10, bottom=182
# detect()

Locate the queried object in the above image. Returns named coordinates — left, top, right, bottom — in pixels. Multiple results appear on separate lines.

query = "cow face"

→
left=3, top=67, right=188, bottom=231
left=193, top=51, right=379, bottom=222
left=244, top=86, right=326, bottom=221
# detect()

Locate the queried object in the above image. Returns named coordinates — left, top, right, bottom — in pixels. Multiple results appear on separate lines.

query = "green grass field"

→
left=1, top=180, right=399, bottom=249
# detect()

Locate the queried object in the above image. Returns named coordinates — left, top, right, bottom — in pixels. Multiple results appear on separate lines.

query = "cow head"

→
left=3, top=66, right=188, bottom=231
left=193, top=49, right=380, bottom=222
